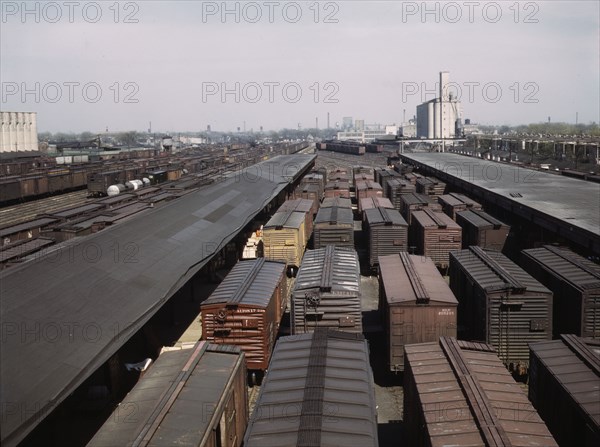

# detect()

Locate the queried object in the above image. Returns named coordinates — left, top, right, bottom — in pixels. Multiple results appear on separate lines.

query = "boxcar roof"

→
left=314, top=206, right=354, bottom=225
left=400, top=192, right=433, bottom=206
left=356, top=181, right=383, bottom=191
left=202, top=258, right=286, bottom=307
left=321, top=197, right=352, bottom=208
left=0, top=217, right=58, bottom=237
left=522, top=245, right=600, bottom=291
left=277, top=198, right=314, bottom=214
left=451, top=246, right=551, bottom=294
left=88, top=342, right=244, bottom=447
left=456, top=209, right=506, bottom=228
left=379, top=253, right=458, bottom=305
left=264, top=210, right=306, bottom=230
left=529, top=335, right=600, bottom=428
left=294, top=246, right=360, bottom=294
left=244, top=329, right=378, bottom=447
left=365, top=207, right=407, bottom=226
left=405, top=337, right=558, bottom=447
left=438, top=192, right=481, bottom=207
left=360, top=197, right=394, bottom=211
left=411, top=209, right=461, bottom=229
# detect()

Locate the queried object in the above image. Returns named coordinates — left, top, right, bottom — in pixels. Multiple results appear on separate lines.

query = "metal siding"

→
left=365, top=208, right=408, bottom=266
left=313, top=206, right=354, bottom=249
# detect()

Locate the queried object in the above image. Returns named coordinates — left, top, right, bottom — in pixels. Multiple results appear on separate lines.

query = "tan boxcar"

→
left=88, top=342, right=248, bottom=447
left=201, top=259, right=287, bottom=371
left=379, top=253, right=457, bottom=371
left=263, top=210, right=307, bottom=268
left=276, top=198, right=315, bottom=245
left=410, top=209, right=461, bottom=268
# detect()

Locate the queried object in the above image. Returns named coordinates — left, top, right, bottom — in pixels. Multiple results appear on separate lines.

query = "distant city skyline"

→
left=1, top=1, right=598, bottom=133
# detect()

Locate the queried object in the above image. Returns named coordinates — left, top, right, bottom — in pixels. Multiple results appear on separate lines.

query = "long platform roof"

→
left=0, top=154, right=315, bottom=446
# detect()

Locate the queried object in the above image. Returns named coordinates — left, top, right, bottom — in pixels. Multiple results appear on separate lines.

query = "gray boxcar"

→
left=364, top=207, right=408, bottom=266
left=313, top=205, right=354, bottom=249
left=456, top=209, right=511, bottom=251
left=438, top=192, right=483, bottom=220
left=404, top=337, right=558, bottom=447
left=321, top=196, right=352, bottom=209
left=386, top=177, right=416, bottom=210
left=244, top=328, right=378, bottom=447
left=88, top=342, right=248, bottom=447
left=528, top=334, right=600, bottom=447
left=292, top=246, right=362, bottom=334
left=521, top=245, right=600, bottom=338
left=415, top=176, right=446, bottom=198
left=449, top=246, right=553, bottom=372
left=374, top=167, right=401, bottom=197
left=410, top=209, right=462, bottom=269
left=201, top=259, right=287, bottom=371
left=379, top=253, right=458, bottom=372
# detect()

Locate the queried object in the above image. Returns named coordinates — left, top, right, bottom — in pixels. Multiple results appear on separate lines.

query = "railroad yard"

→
left=1, top=143, right=599, bottom=447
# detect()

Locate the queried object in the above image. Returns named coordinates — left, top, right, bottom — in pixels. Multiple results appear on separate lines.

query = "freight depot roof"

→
left=243, top=329, right=378, bottom=447
left=401, top=152, right=600, bottom=253
left=0, top=153, right=315, bottom=447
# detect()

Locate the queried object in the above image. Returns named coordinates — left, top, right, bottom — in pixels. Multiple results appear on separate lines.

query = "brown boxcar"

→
left=410, top=209, right=461, bottom=268
left=293, top=183, right=321, bottom=215
left=201, top=259, right=287, bottom=371
left=276, top=198, right=315, bottom=245
left=353, top=171, right=375, bottom=187
left=456, top=209, right=511, bottom=251
left=528, top=335, right=600, bottom=447
left=356, top=181, right=384, bottom=213
left=386, top=177, right=416, bottom=210
left=379, top=253, right=458, bottom=372
left=415, top=176, right=446, bottom=198
left=244, top=328, right=378, bottom=447
left=88, top=342, right=248, bottom=447
left=292, top=246, right=362, bottom=334
left=364, top=207, right=408, bottom=266
left=324, top=180, right=350, bottom=199
left=399, top=192, right=442, bottom=225
left=313, top=205, right=354, bottom=249
left=262, top=210, right=306, bottom=268
left=360, top=197, right=394, bottom=222
left=449, top=246, right=553, bottom=371
left=403, top=337, right=558, bottom=447
left=321, top=196, right=352, bottom=209
left=438, top=192, right=483, bottom=220
left=521, top=245, right=600, bottom=338
left=299, top=172, right=325, bottom=197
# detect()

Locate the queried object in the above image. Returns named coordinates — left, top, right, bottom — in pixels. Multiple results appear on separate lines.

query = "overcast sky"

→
left=1, top=1, right=598, bottom=133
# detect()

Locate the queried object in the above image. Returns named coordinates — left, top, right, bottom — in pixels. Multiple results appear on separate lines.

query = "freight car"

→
left=521, top=245, right=600, bottom=338
left=374, top=167, right=401, bottom=197
left=324, top=180, right=350, bottom=199
left=87, top=342, right=248, bottom=447
left=292, top=246, right=362, bottom=334
left=356, top=181, right=384, bottom=213
left=456, top=209, right=510, bottom=251
left=298, top=172, right=325, bottom=197
left=262, top=210, right=307, bottom=269
left=293, top=183, right=321, bottom=214
left=400, top=192, right=442, bottom=225
left=379, top=253, right=458, bottom=372
left=449, top=246, right=553, bottom=372
left=415, top=176, right=446, bottom=198
left=318, top=141, right=366, bottom=155
left=321, top=196, right=352, bottom=209
left=528, top=335, right=600, bottom=447
left=313, top=205, right=354, bottom=249
left=403, top=337, right=558, bottom=447
left=438, top=192, right=483, bottom=220
left=366, top=142, right=384, bottom=153
left=359, top=197, right=394, bottom=222
left=243, top=328, right=378, bottom=447
left=386, top=177, right=415, bottom=210
left=410, top=209, right=462, bottom=269
left=201, top=259, right=287, bottom=374
left=276, top=198, right=315, bottom=245
left=145, top=169, right=168, bottom=185
left=364, top=208, right=408, bottom=267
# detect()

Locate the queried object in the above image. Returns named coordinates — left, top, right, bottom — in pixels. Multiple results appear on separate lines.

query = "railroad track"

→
left=0, top=190, right=91, bottom=227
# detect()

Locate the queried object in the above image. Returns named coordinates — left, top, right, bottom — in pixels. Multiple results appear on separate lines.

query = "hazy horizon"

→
left=2, top=1, right=598, bottom=133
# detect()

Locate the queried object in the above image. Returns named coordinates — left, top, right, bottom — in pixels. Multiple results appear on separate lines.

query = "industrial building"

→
left=0, top=111, right=39, bottom=152
left=416, top=71, right=462, bottom=139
